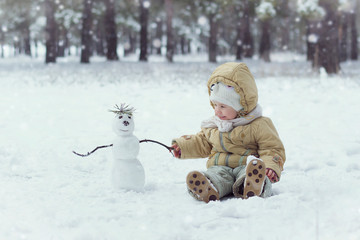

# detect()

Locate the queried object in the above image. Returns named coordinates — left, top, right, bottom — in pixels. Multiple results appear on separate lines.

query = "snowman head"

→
left=110, top=104, right=135, bottom=136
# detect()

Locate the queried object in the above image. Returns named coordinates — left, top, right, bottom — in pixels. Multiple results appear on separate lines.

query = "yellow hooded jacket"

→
left=173, top=62, right=286, bottom=179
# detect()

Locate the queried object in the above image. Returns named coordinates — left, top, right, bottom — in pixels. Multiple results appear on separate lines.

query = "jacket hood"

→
left=207, top=62, right=258, bottom=115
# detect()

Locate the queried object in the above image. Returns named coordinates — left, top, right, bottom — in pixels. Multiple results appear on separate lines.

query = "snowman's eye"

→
left=118, top=116, right=123, bottom=119
left=128, top=116, right=132, bottom=119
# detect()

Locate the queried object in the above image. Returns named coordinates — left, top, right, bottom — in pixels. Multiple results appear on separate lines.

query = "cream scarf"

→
left=201, top=105, right=263, bottom=132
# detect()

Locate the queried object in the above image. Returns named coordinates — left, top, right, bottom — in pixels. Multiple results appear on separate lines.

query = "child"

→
left=171, top=62, right=285, bottom=203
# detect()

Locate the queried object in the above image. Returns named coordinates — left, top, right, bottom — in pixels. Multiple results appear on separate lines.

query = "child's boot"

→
left=186, top=171, right=219, bottom=203
left=243, top=158, right=266, bottom=199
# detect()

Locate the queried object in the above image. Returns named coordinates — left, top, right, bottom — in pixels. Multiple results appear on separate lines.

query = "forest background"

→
left=0, top=0, right=359, bottom=74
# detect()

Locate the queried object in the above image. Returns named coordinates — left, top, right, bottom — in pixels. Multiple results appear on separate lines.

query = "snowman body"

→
left=111, top=112, right=145, bottom=191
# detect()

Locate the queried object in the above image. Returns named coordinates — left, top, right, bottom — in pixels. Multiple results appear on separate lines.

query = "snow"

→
left=1, top=53, right=360, bottom=240
left=308, top=33, right=319, bottom=43
left=297, top=0, right=325, bottom=19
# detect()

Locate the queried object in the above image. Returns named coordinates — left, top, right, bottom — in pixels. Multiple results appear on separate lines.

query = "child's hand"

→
left=171, top=144, right=181, bottom=158
left=266, top=168, right=279, bottom=183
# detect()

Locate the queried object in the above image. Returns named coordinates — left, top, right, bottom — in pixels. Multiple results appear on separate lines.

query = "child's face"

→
left=212, top=101, right=238, bottom=120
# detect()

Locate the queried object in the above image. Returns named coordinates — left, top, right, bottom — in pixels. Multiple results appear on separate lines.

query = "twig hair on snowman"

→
left=110, top=104, right=136, bottom=137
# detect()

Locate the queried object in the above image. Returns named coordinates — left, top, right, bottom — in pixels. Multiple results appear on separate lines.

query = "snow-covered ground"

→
left=0, top=53, right=359, bottom=240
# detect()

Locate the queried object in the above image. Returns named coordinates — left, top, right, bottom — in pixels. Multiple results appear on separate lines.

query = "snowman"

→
left=110, top=104, right=145, bottom=192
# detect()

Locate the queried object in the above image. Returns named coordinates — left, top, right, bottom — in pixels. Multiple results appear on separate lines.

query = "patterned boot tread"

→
left=186, top=171, right=219, bottom=203
left=243, top=159, right=266, bottom=199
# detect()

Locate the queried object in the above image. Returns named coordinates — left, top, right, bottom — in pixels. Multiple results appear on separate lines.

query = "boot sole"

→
left=244, top=159, right=266, bottom=199
left=186, top=171, right=219, bottom=203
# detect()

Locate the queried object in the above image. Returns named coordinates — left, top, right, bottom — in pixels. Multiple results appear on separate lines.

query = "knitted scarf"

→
left=201, top=105, right=263, bottom=132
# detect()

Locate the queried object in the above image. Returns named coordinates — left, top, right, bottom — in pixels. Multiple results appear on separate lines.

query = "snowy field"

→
left=0, top=53, right=360, bottom=240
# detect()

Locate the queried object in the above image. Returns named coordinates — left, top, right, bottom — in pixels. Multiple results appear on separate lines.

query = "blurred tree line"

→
left=0, top=0, right=359, bottom=74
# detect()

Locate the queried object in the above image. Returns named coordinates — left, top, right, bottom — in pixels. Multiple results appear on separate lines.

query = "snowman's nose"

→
left=123, top=121, right=130, bottom=126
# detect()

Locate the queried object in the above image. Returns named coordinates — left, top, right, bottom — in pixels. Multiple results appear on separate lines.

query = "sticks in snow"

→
left=72, top=139, right=175, bottom=157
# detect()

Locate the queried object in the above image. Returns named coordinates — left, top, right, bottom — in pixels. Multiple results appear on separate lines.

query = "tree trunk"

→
left=235, top=21, right=242, bottom=60
left=187, top=39, right=191, bottom=54
left=139, top=0, right=149, bottom=61
left=95, top=18, right=105, bottom=56
left=45, top=0, right=57, bottom=63
left=316, top=1, right=340, bottom=74
left=104, top=0, right=118, bottom=60
left=124, top=29, right=136, bottom=56
left=313, top=44, right=320, bottom=69
left=279, top=18, right=290, bottom=50
left=180, top=35, right=186, bottom=54
left=34, top=38, right=38, bottom=58
left=80, top=0, right=93, bottom=63
left=23, top=25, right=31, bottom=56
left=0, top=40, right=4, bottom=58
left=278, top=0, right=290, bottom=50
left=0, top=30, right=4, bottom=58
left=259, top=20, right=271, bottom=62
left=350, top=11, right=358, bottom=60
left=14, top=41, right=20, bottom=56
left=208, top=14, right=218, bottom=63
left=306, top=20, right=317, bottom=61
left=242, top=1, right=254, bottom=58
left=165, top=0, right=174, bottom=62
left=57, top=26, right=67, bottom=57
left=339, top=12, right=348, bottom=62
left=155, top=18, right=162, bottom=55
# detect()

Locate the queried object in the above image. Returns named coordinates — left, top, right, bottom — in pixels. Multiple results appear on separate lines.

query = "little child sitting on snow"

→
left=171, top=62, right=286, bottom=203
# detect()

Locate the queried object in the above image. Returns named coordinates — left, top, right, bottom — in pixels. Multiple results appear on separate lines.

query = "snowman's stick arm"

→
left=72, top=144, right=113, bottom=157
left=139, top=139, right=175, bottom=153
left=73, top=139, right=174, bottom=157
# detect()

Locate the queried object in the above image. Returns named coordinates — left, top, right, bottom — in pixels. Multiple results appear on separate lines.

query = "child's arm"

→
left=171, top=131, right=212, bottom=159
left=253, top=118, right=286, bottom=181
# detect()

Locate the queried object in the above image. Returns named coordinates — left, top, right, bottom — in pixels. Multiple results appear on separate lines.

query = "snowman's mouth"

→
left=120, top=130, right=128, bottom=132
